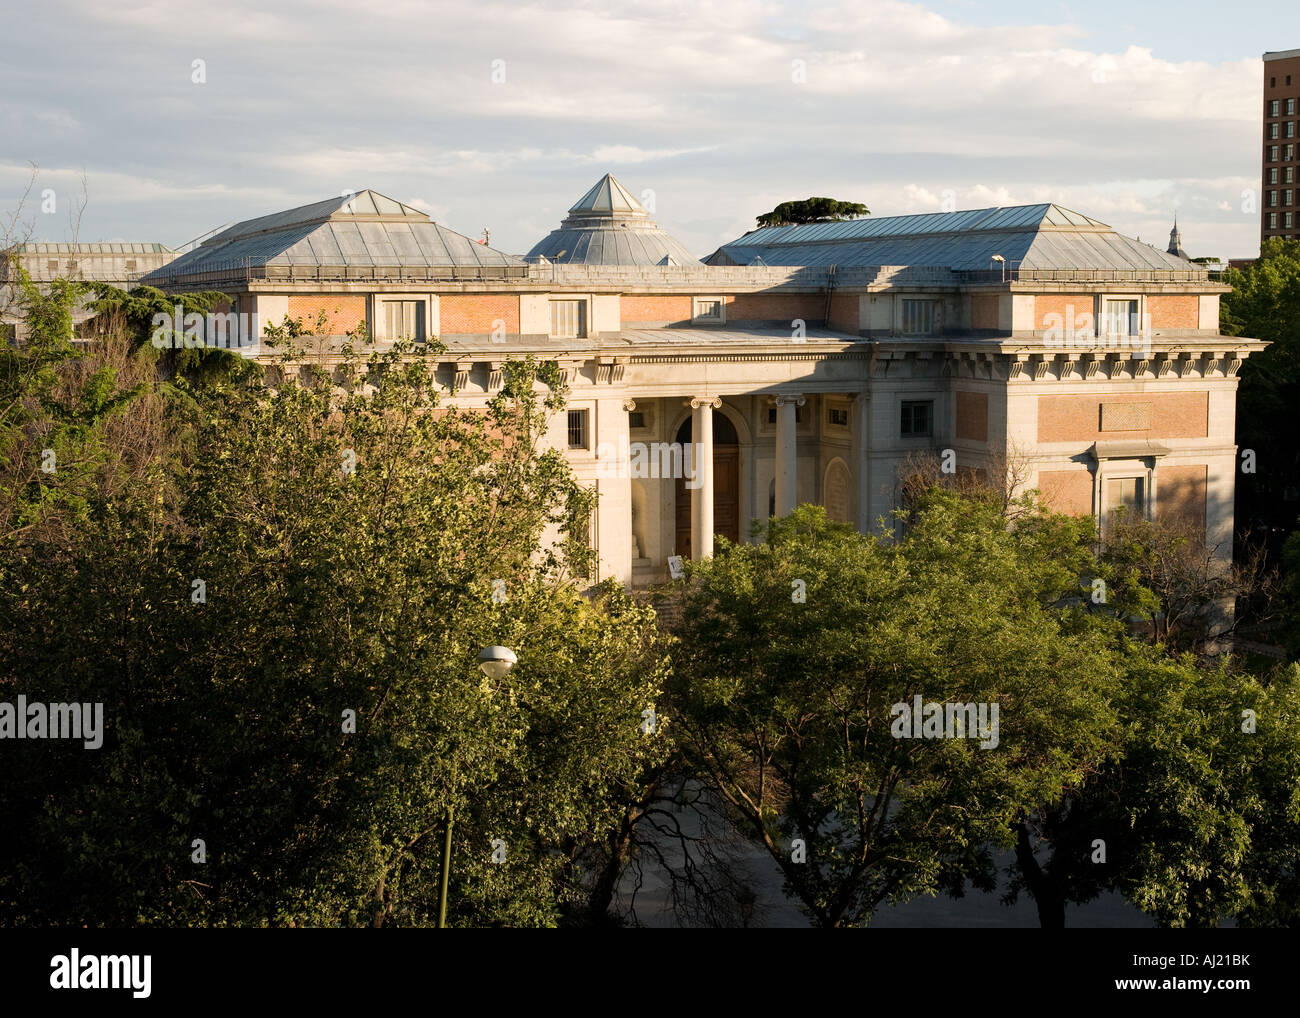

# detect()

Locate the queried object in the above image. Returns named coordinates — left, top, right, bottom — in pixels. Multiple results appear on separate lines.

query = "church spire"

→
left=1167, top=213, right=1188, bottom=259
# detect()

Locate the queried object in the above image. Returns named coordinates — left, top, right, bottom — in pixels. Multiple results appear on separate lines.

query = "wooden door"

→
left=675, top=474, right=692, bottom=559
left=713, top=447, right=740, bottom=544
left=674, top=446, right=740, bottom=557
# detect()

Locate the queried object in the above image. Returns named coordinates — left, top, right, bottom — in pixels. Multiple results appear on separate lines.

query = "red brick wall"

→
left=1037, top=392, right=1208, bottom=442
left=955, top=391, right=989, bottom=442
left=1034, top=294, right=1092, bottom=329
left=1038, top=470, right=1093, bottom=516
left=971, top=294, right=999, bottom=330
left=1147, top=296, right=1199, bottom=330
left=287, top=295, right=366, bottom=334
left=440, top=295, right=519, bottom=334
left=620, top=295, right=692, bottom=324
left=1159, top=464, right=1208, bottom=530
left=828, top=294, right=859, bottom=332
left=726, top=293, right=825, bottom=323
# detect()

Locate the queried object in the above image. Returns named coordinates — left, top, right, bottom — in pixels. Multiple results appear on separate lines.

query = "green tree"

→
left=1221, top=238, right=1300, bottom=532
left=0, top=320, right=672, bottom=927
left=756, top=197, right=869, bottom=229
left=1007, top=654, right=1300, bottom=928
left=668, top=494, right=1122, bottom=927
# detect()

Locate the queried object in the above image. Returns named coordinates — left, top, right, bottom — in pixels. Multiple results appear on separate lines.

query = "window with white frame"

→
left=901, top=299, right=936, bottom=336
left=1269, top=212, right=1279, bottom=229
left=1271, top=145, right=1280, bottom=161
left=1102, top=298, right=1139, bottom=337
left=1270, top=191, right=1279, bottom=207
left=1271, top=123, right=1280, bottom=139
left=1270, top=99, right=1280, bottom=116
left=550, top=300, right=586, bottom=338
left=1288, top=144, right=1296, bottom=160
left=1290, top=99, right=1297, bottom=115
left=1287, top=212, right=1294, bottom=229
left=1102, top=476, right=1147, bottom=538
left=381, top=300, right=425, bottom=341
left=1288, top=167, right=1295, bottom=183
left=1270, top=168, right=1279, bottom=184
left=692, top=297, right=724, bottom=323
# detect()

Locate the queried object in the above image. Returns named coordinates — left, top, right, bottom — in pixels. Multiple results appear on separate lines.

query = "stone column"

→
left=852, top=392, right=870, bottom=532
left=590, top=395, right=634, bottom=586
left=774, top=394, right=804, bottom=517
left=689, top=396, right=721, bottom=558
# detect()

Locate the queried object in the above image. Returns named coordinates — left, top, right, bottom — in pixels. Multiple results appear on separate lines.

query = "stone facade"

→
left=127, top=184, right=1266, bottom=588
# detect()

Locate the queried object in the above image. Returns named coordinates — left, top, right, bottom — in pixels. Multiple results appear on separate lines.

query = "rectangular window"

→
left=550, top=300, right=586, bottom=338
left=1287, top=190, right=1295, bottom=206
left=1287, top=167, right=1295, bottom=183
left=1290, top=99, right=1297, bottom=115
left=1287, top=212, right=1294, bottom=229
left=1288, top=145, right=1295, bottom=160
left=1289, top=122, right=1297, bottom=139
left=1271, top=145, right=1280, bottom=161
left=1103, top=476, right=1146, bottom=536
left=1269, top=212, right=1278, bottom=229
left=1270, top=191, right=1279, bottom=207
left=693, top=298, right=723, bottom=322
left=383, top=300, right=425, bottom=341
left=1270, top=168, right=1279, bottom=184
left=767, top=406, right=804, bottom=425
left=828, top=407, right=849, bottom=427
left=628, top=411, right=645, bottom=429
left=1103, top=299, right=1139, bottom=336
left=1271, top=123, right=1280, bottom=139
left=901, top=299, right=936, bottom=336
left=567, top=409, right=589, bottom=449
left=1271, top=99, right=1280, bottom=116
left=900, top=400, right=933, bottom=437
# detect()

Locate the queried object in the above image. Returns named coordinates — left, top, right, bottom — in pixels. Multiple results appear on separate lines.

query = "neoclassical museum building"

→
left=135, top=174, right=1263, bottom=588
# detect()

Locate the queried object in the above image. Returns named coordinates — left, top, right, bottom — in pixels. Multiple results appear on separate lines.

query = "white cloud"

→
left=1, top=0, right=1270, bottom=258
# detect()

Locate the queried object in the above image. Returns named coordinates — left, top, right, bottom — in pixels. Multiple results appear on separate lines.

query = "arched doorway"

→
left=675, top=409, right=740, bottom=558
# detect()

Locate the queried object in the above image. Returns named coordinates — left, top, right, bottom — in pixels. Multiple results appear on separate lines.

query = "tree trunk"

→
left=1015, top=821, right=1066, bottom=929
left=587, top=809, right=637, bottom=924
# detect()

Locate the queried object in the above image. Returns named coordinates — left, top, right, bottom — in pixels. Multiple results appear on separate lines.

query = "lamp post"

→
left=990, top=253, right=1006, bottom=283
left=437, top=645, right=518, bottom=929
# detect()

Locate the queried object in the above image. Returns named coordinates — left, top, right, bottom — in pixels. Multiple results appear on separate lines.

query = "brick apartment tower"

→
left=1263, top=48, right=1300, bottom=244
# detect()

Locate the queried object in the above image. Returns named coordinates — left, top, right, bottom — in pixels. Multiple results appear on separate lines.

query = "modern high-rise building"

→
left=1262, top=49, right=1300, bottom=244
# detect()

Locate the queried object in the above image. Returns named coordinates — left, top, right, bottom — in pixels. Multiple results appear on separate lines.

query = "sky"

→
left=2, top=0, right=1297, bottom=261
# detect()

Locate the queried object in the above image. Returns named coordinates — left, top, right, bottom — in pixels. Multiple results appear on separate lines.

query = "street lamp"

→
left=438, top=645, right=517, bottom=929
left=477, top=645, right=518, bottom=682
left=990, top=253, right=1006, bottom=283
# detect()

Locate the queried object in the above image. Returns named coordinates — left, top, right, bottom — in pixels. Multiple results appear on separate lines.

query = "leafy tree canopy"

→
left=756, top=197, right=869, bottom=229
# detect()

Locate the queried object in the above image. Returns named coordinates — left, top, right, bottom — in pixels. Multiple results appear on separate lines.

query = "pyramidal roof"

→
left=146, top=190, right=523, bottom=281
left=707, top=203, right=1199, bottom=273
left=526, top=173, right=699, bottom=266
left=568, top=174, right=647, bottom=215
left=205, top=190, right=430, bottom=245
